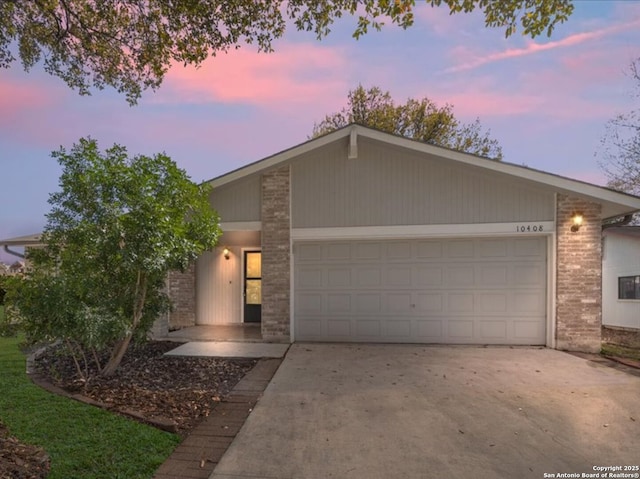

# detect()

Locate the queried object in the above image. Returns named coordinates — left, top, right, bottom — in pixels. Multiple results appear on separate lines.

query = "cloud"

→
left=157, top=43, right=349, bottom=109
left=441, top=18, right=640, bottom=74
left=0, top=78, right=58, bottom=120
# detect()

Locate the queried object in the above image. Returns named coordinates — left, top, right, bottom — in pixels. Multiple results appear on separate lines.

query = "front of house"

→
left=153, top=125, right=640, bottom=351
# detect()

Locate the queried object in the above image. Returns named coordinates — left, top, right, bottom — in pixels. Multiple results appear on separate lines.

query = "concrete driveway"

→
left=211, top=344, right=640, bottom=479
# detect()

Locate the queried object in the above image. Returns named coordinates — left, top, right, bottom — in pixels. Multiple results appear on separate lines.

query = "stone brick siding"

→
left=260, top=166, right=291, bottom=342
left=602, top=325, right=640, bottom=349
left=556, top=195, right=602, bottom=352
left=167, top=263, right=196, bottom=330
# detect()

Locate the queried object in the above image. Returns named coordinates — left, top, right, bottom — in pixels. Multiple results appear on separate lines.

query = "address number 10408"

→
left=516, top=224, right=544, bottom=233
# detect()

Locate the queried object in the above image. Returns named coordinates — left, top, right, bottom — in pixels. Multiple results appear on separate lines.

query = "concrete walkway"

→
left=165, top=341, right=290, bottom=358
left=210, top=344, right=640, bottom=479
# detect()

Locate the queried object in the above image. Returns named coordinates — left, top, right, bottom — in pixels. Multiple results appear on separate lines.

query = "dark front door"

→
left=244, top=251, right=262, bottom=323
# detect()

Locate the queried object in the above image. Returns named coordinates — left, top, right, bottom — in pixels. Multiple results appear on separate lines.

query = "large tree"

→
left=313, top=85, right=503, bottom=159
left=599, top=59, right=640, bottom=196
left=7, top=138, right=220, bottom=376
left=1, top=0, right=574, bottom=104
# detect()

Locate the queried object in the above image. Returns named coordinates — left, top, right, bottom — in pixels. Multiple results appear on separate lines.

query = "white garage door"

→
left=294, top=237, right=547, bottom=344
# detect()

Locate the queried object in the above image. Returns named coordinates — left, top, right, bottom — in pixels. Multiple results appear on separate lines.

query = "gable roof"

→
left=206, top=124, right=640, bottom=221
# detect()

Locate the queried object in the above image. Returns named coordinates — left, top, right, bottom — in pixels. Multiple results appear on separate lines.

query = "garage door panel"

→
left=327, top=319, right=352, bottom=337
left=416, top=266, right=443, bottom=286
left=513, top=320, right=544, bottom=340
left=386, top=266, right=412, bottom=287
left=480, top=265, right=509, bottom=286
left=297, top=293, right=323, bottom=314
left=356, top=320, right=381, bottom=337
left=297, top=318, right=323, bottom=337
left=384, top=320, right=412, bottom=337
left=417, top=320, right=444, bottom=338
left=356, top=294, right=381, bottom=313
left=479, top=320, right=507, bottom=340
left=327, top=268, right=351, bottom=288
left=327, top=294, right=351, bottom=313
left=294, top=237, right=546, bottom=344
left=514, top=238, right=545, bottom=256
left=354, top=243, right=382, bottom=260
left=326, top=243, right=351, bottom=261
left=513, top=264, right=545, bottom=285
left=447, top=265, right=475, bottom=286
left=297, top=267, right=324, bottom=288
left=479, top=293, right=508, bottom=313
left=416, top=293, right=443, bottom=312
left=416, top=241, right=443, bottom=259
left=387, top=293, right=412, bottom=312
left=449, top=293, right=474, bottom=313
left=387, top=242, right=412, bottom=259
left=447, top=320, right=474, bottom=339
left=479, top=239, right=508, bottom=257
left=297, top=243, right=323, bottom=261
left=513, top=292, right=545, bottom=313
left=356, top=267, right=382, bottom=287
left=448, top=241, right=474, bottom=258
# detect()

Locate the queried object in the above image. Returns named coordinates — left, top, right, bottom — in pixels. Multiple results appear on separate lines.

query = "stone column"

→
left=260, top=166, right=291, bottom=342
left=166, top=263, right=197, bottom=330
left=556, top=194, right=602, bottom=352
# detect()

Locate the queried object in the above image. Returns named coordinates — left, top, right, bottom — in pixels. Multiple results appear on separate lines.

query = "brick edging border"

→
left=153, top=357, right=283, bottom=479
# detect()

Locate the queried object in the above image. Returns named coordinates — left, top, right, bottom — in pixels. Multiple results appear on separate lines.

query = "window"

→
left=618, top=275, right=640, bottom=300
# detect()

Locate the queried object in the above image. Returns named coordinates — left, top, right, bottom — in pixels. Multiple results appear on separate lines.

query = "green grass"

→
left=602, top=342, right=640, bottom=362
left=0, top=335, right=180, bottom=479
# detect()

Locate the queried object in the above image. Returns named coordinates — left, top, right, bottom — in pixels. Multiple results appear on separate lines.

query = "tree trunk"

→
left=101, top=333, right=133, bottom=376
left=100, top=271, right=148, bottom=376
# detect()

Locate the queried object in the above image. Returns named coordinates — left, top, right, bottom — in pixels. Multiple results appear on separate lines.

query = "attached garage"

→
left=294, top=237, right=547, bottom=344
left=162, top=123, right=640, bottom=353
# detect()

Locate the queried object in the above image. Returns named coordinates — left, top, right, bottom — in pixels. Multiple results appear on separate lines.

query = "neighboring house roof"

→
left=0, top=233, right=42, bottom=247
left=9, top=261, right=25, bottom=272
left=205, top=124, right=640, bottom=221
left=0, top=233, right=43, bottom=260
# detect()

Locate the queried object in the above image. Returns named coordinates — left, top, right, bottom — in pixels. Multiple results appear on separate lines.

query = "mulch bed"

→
left=1, top=341, right=257, bottom=479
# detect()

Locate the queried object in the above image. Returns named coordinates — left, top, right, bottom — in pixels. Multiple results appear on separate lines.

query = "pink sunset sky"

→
left=1, top=1, right=639, bottom=262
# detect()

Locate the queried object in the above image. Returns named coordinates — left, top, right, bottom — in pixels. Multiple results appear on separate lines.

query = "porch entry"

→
left=244, top=250, right=262, bottom=323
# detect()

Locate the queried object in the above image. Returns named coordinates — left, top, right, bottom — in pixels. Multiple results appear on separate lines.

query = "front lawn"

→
left=0, top=335, right=180, bottom=479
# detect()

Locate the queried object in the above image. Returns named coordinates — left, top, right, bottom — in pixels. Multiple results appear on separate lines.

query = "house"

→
left=602, top=226, right=640, bottom=348
left=8, top=261, right=25, bottom=275
left=3, top=126, right=640, bottom=352
left=159, top=124, right=640, bottom=352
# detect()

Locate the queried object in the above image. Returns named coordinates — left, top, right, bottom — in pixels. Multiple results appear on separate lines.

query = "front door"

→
left=244, top=251, right=262, bottom=323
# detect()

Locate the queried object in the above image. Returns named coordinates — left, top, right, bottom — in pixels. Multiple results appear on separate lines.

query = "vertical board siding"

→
left=210, top=175, right=261, bottom=222
left=291, top=138, right=555, bottom=227
left=602, top=232, right=640, bottom=330
left=196, top=247, right=242, bottom=324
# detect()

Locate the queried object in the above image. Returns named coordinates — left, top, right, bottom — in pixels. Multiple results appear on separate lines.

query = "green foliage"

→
left=0, top=335, right=180, bottom=478
left=0, top=277, right=19, bottom=337
left=430, top=0, right=574, bottom=38
left=312, top=85, right=503, bottom=159
left=0, top=1, right=574, bottom=104
left=7, top=138, right=221, bottom=376
left=598, top=59, right=640, bottom=197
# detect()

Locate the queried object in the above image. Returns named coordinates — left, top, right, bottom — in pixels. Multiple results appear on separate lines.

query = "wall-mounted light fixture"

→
left=571, top=213, right=583, bottom=232
left=222, top=247, right=230, bottom=260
